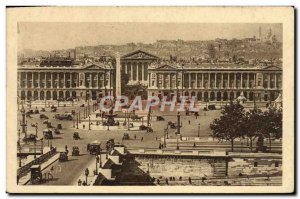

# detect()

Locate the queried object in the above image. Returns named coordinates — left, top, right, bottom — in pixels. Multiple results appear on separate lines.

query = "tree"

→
left=260, top=107, right=282, bottom=151
left=210, top=102, right=245, bottom=152
left=243, top=108, right=264, bottom=151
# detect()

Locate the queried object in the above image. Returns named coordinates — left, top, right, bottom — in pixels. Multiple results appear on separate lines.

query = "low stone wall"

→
left=228, top=157, right=282, bottom=177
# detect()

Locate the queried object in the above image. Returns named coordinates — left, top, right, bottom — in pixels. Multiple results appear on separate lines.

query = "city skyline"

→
left=18, top=22, right=282, bottom=51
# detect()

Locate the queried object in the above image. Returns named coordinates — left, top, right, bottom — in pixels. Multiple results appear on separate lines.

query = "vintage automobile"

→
left=87, top=142, right=101, bottom=155
left=57, top=124, right=62, bottom=129
left=43, top=129, right=53, bottom=139
left=73, top=132, right=80, bottom=140
left=208, top=104, right=216, bottom=110
left=72, top=146, right=80, bottom=156
left=122, top=133, right=130, bottom=140
left=59, top=152, right=68, bottom=162
left=54, top=128, right=60, bottom=134
left=203, top=107, right=208, bottom=111
left=40, top=108, right=46, bottom=112
left=71, top=110, right=76, bottom=115
left=34, top=109, right=39, bottom=114
left=40, top=114, right=49, bottom=119
left=51, top=107, right=57, bottom=112
left=80, top=104, right=85, bottom=107
left=30, top=165, right=42, bottom=184
left=26, top=110, right=34, bottom=114
left=156, top=116, right=165, bottom=121
left=23, top=134, right=37, bottom=142
left=168, top=121, right=177, bottom=129
left=46, top=122, right=52, bottom=128
left=54, top=113, right=73, bottom=120
left=43, top=120, right=49, bottom=124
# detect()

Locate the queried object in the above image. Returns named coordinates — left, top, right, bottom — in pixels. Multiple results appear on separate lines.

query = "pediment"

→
left=262, top=65, right=282, bottom=71
left=155, top=64, right=177, bottom=70
left=121, top=50, right=159, bottom=60
left=82, top=63, right=106, bottom=70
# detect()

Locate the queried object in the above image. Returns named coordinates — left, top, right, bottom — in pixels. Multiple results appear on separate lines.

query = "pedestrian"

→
left=169, top=177, right=172, bottom=181
left=188, top=120, right=190, bottom=125
left=188, top=177, right=192, bottom=184
left=83, top=124, right=85, bottom=129
left=155, top=136, right=157, bottom=141
left=65, top=145, right=68, bottom=151
left=141, top=137, right=143, bottom=142
left=157, top=179, right=160, bottom=185
left=193, top=143, right=196, bottom=148
left=179, top=176, right=182, bottom=181
left=82, top=180, right=86, bottom=186
left=165, top=178, right=169, bottom=185
left=173, top=177, right=175, bottom=181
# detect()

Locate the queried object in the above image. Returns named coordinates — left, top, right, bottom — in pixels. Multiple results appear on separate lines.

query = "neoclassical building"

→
left=147, top=62, right=282, bottom=103
left=17, top=59, right=114, bottom=102
left=120, top=50, right=159, bottom=85
left=17, top=50, right=282, bottom=104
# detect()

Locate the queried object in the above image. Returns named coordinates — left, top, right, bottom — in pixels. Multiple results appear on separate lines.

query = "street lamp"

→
left=89, top=116, right=91, bottom=130
left=76, top=113, right=79, bottom=129
left=35, top=122, right=38, bottom=137
left=84, top=168, right=90, bottom=185
left=198, top=123, right=200, bottom=138
left=95, top=155, right=99, bottom=175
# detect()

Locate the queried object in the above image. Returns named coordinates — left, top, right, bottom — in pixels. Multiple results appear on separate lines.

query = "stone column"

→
left=168, top=73, right=171, bottom=88
left=202, top=73, right=204, bottom=88
left=228, top=73, right=230, bottom=88
left=25, top=72, right=28, bottom=88
left=38, top=72, right=40, bottom=88
left=142, top=63, right=145, bottom=82
left=268, top=74, right=271, bottom=89
left=247, top=73, right=250, bottom=88
left=234, top=73, right=236, bottom=88
left=89, top=73, right=92, bottom=88
left=136, top=62, right=139, bottom=81
left=131, top=63, right=133, bottom=81
left=214, top=73, right=217, bottom=88
left=274, top=73, right=277, bottom=88
left=64, top=73, right=66, bottom=88
left=50, top=72, right=53, bottom=88
left=208, top=73, right=211, bottom=88
left=125, top=63, right=128, bottom=74
left=97, top=73, right=99, bottom=88
left=195, top=73, right=198, bottom=88
left=241, top=73, right=243, bottom=88
left=221, top=73, right=223, bottom=88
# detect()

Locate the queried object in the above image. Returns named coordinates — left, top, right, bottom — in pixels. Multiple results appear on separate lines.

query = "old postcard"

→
left=6, top=7, right=294, bottom=194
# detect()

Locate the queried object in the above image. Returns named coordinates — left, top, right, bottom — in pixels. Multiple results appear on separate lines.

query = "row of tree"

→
left=210, top=102, right=282, bottom=152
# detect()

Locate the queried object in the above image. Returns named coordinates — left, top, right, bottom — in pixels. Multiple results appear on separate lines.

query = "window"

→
left=254, top=162, right=258, bottom=167
left=275, top=162, right=279, bottom=167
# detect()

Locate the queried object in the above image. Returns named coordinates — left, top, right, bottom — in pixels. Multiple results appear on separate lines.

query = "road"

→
left=41, top=153, right=94, bottom=185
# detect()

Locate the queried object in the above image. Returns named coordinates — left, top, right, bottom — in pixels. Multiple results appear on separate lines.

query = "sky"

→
left=18, top=22, right=282, bottom=51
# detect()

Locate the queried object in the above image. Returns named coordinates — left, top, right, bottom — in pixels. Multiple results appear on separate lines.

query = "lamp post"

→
left=76, top=113, right=79, bottom=129
left=18, top=129, right=22, bottom=167
left=95, top=155, right=99, bottom=175
left=89, top=116, right=91, bottom=130
left=79, top=111, right=81, bottom=123
left=34, top=139, right=37, bottom=159
left=35, top=122, right=38, bottom=137
left=84, top=168, right=89, bottom=185
left=198, top=123, right=200, bottom=138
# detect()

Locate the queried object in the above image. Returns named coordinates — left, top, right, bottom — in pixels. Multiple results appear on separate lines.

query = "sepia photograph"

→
left=6, top=6, right=294, bottom=194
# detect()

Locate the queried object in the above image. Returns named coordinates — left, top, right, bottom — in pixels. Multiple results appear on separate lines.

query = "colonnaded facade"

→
left=147, top=63, right=282, bottom=103
left=17, top=50, right=282, bottom=104
left=17, top=60, right=114, bottom=102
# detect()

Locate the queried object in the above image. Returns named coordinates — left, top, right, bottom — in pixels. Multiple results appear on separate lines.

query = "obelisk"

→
left=115, top=53, right=121, bottom=97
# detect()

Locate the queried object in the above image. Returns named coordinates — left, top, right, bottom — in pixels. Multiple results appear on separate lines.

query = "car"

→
left=157, top=116, right=165, bottom=121
left=40, top=114, right=49, bottom=119
left=43, top=129, right=53, bottom=139
left=122, top=133, right=130, bottom=140
left=30, top=165, right=42, bottom=184
left=57, top=124, right=62, bottom=129
left=54, top=113, right=73, bottom=120
left=54, top=128, right=60, bottom=134
left=59, top=152, right=68, bottom=162
left=43, top=120, right=49, bottom=124
left=40, top=108, right=46, bottom=112
left=87, top=142, right=101, bottom=155
left=73, top=132, right=80, bottom=140
left=34, top=109, right=39, bottom=114
left=51, top=107, right=57, bottom=112
left=208, top=104, right=216, bottom=110
left=80, top=104, right=85, bottom=107
left=72, top=146, right=80, bottom=156
left=23, top=134, right=37, bottom=142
